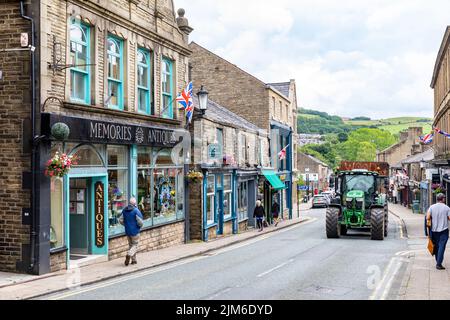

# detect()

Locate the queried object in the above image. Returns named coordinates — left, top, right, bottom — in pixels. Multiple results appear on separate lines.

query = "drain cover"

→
left=300, top=285, right=353, bottom=296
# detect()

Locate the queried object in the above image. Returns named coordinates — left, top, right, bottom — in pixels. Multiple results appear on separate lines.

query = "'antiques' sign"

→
left=42, top=113, right=179, bottom=148
left=95, top=182, right=105, bottom=248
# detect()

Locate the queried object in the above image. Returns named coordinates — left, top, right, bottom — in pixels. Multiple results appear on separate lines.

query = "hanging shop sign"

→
left=42, top=113, right=179, bottom=148
left=95, top=182, right=105, bottom=248
left=208, top=144, right=223, bottom=160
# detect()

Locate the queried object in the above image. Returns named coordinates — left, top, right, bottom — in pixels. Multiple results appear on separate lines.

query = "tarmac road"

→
left=41, top=207, right=409, bottom=300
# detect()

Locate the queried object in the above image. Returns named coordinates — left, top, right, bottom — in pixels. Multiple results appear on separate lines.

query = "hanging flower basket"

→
left=186, top=170, right=203, bottom=183
left=45, top=152, right=77, bottom=178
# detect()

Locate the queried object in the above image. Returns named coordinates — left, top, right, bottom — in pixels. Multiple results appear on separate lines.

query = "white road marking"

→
left=257, top=259, right=295, bottom=278
left=44, top=218, right=318, bottom=300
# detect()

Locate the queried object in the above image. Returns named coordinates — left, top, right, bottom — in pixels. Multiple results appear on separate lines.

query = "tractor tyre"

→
left=326, top=207, right=341, bottom=239
left=340, top=225, right=348, bottom=236
left=384, top=209, right=389, bottom=237
left=371, top=208, right=385, bottom=241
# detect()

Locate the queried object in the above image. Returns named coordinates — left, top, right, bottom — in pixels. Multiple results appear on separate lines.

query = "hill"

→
left=344, top=117, right=433, bottom=135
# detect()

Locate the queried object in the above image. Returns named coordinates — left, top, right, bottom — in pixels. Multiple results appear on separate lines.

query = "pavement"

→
left=0, top=202, right=311, bottom=300
left=389, top=204, right=450, bottom=300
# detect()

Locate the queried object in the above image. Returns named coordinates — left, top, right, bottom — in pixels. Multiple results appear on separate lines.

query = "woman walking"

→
left=254, top=200, right=265, bottom=232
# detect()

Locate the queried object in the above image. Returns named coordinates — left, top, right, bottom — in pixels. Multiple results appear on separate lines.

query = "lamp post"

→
left=197, top=85, right=208, bottom=115
left=305, top=168, right=310, bottom=202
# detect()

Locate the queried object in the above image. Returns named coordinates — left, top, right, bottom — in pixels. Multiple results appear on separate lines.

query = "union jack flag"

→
left=420, top=133, right=434, bottom=145
left=435, top=127, right=450, bottom=138
left=278, top=145, right=289, bottom=160
left=176, top=82, right=194, bottom=123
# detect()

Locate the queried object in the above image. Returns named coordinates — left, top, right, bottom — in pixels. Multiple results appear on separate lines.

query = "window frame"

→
left=206, top=174, right=216, bottom=226
left=107, top=35, right=124, bottom=110
left=69, top=20, right=91, bottom=105
left=223, top=174, right=233, bottom=220
left=137, top=48, right=152, bottom=115
left=238, top=181, right=249, bottom=222
left=161, top=57, right=174, bottom=119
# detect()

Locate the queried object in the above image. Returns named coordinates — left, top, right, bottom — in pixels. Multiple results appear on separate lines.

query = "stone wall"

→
left=108, top=221, right=185, bottom=260
left=188, top=181, right=203, bottom=241
left=238, top=220, right=248, bottom=233
left=0, top=0, right=33, bottom=273
left=50, top=251, right=67, bottom=273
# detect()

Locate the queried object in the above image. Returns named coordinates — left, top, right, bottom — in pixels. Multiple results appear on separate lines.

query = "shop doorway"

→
left=216, top=189, right=224, bottom=235
left=69, top=178, right=89, bottom=256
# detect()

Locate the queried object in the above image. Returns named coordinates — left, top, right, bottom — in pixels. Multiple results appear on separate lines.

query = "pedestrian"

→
left=392, top=187, right=398, bottom=204
left=254, top=200, right=265, bottom=232
left=119, top=197, right=144, bottom=266
left=272, top=198, right=281, bottom=227
left=426, top=193, right=450, bottom=270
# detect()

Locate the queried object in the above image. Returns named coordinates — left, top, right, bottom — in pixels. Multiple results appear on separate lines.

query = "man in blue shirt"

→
left=426, top=194, right=450, bottom=270
left=120, top=197, right=144, bottom=266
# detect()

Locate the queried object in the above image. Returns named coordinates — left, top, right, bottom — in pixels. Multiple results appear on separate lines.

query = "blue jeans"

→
left=431, top=229, right=449, bottom=266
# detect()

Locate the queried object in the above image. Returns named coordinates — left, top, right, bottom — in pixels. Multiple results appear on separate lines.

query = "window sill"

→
left=224, top=216, right=234, bottom=222
left=50, top=246, right=68, bottom=255
left=63, top=101, right=182, bottom=126
left=206, top=222, right=218, bottom=228
left=238, top=218, right=249, bottom=223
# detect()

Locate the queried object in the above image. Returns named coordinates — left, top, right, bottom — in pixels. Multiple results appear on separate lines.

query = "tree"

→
left=337, top=132, right=349, bottom=143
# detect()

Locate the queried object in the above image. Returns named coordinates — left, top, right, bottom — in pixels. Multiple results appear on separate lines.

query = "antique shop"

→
left=42, top=113, right=186, bottom=270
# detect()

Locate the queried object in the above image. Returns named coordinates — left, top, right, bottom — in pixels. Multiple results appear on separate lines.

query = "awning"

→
left=262, top=170, right=287, bottom=190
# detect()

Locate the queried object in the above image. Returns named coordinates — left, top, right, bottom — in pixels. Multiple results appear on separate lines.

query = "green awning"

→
left=262, top=170, right=287, bottom=190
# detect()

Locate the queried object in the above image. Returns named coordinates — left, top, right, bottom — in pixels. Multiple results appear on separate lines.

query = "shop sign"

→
left=43, top=113, right=179, bottom=148
left=208, top=144, right=222, bottom=160
left=95, top=182, right=105, bottom=248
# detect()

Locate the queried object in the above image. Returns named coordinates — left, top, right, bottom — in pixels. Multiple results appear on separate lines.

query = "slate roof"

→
left=401, top=148, right=435, bottom=165
left=267, top=82, right=290, bottom=99
left=193, top=96, right=266, bottom=135
left=299, top=152, right=329, bottom=168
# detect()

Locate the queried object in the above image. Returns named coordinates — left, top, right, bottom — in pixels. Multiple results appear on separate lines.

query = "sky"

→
left=174, top=0, right=450, bottom=119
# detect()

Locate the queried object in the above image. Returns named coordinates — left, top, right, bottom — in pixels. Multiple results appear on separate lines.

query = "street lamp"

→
left=197, top=85, right=209, bottom=115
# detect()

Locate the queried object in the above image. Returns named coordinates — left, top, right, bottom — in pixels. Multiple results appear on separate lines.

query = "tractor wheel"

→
left=371, top=208, right=385, bottom=241
left=340, top=225, right=348, bottom=236
left=326, top=207, right=341, bottom=239
left=384, top=209, right=389, bottom=237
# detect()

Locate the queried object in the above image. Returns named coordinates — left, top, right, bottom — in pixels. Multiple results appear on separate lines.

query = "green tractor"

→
left=326, top=170, right=389, bottom=241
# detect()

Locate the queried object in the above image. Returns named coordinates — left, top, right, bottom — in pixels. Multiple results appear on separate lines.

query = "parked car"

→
left=312, top=195, right=328, bottom=208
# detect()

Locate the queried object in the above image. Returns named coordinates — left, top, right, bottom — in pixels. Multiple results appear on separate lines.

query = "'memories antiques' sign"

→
left=42, top=114, right=179, bottom=148
left=95, top=182, right=105, bottom=248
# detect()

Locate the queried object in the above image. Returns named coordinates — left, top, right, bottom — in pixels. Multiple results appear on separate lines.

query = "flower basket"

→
left=186, top=170, right=203, bottom=183
left=45, top=152, right=77, bottom=178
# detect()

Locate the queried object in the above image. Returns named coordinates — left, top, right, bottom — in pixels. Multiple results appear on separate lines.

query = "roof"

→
left=401, top=148, right=435, bottom=165
left=299, top=152, right=329, bottom=168
left=193, top=96, right=266, bottom=134
left=267, top=82, right=290, bottom=99
left=431, top=26, right=450, bottom=88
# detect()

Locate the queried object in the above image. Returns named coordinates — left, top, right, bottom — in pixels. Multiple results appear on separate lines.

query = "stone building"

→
left=376, top=127, right=426, bottom=167
left=297, top=152, right=331, bottom=193
left=188, top=97, right=270, bottom=241
left=188, top=42, right=299, bottom=223
left=0, top=0, right=193, bottom=275
left=430, top=26, right=450, bottom=203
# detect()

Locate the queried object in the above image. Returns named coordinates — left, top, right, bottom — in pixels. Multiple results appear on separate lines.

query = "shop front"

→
left=43, top=113, right=185, bottom=271
left=259, top=170, right=287, bottom=225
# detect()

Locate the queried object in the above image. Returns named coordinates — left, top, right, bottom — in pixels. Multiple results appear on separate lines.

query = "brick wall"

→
left=108, top=221, right=185, bottom=260
left=238, top=220, right=248, bottom=233
left=0, top=0, right=32, bottom=273
left=188, top=180, right=203, bottom=241
left=50, top=251, right=67, bottom=273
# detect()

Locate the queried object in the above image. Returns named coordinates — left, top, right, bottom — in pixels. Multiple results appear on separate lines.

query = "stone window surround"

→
left=63, top=10, right=181, bottom=120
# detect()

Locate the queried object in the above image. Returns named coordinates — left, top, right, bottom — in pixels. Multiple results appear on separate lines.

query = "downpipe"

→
left=20, top=1, right=38, bottom=275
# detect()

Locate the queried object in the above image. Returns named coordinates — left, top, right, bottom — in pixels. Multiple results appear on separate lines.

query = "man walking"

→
left=426, top=193, right=450, bottom=270
left=271, top=198, right=281, bottom=227
left=120, top=197, right=144, bottom=266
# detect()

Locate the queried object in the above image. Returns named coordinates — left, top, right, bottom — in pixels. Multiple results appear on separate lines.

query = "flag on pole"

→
left=278, top=145, right=289, bottom=160
left=176, top=81, right=194, bottom=124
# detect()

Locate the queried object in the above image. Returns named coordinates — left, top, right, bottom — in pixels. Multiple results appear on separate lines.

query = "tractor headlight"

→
left=356, top=198, right=364, bottom=210
left=346, top=199, right=353, bottom=209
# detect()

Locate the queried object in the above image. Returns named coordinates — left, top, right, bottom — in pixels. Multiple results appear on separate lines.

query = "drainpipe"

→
left=20, top=1, right=38, bottom=274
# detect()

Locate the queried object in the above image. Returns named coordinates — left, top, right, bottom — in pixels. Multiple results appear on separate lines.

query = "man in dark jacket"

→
left=254, top=200, right=265, bottom=232
left=271, top=199, right=281, bottom=227
left=120, top=197, right=144, bottom=266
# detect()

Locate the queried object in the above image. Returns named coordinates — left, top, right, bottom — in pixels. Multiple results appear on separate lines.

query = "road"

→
left=41, top=208, right=409, bottom=300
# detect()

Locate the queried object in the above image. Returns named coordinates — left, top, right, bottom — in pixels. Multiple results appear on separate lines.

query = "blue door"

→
left=69, top=178, right=89, bottom=255
left=217, top=190, right=224, bottom=235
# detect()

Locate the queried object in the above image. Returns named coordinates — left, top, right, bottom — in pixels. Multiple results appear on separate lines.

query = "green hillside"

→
left=344, top=117, right=433, bottom=135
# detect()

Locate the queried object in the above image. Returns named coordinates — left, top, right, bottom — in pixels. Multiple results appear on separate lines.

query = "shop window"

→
left=161, top=58, right=173, bottom=119
left=137, top=147, right=184, bottom=229
left=50, top=177, right=65, bottom=249
left=137, top=49, right=152, bottom=115
left=223, top=174, right=233, bottom=220
left=238, top=181, right=248, bottom=221
left=70, top=21, right=91, bottom=104
left=108, top=146, right=129, bottom=236
left=107, top=36, right=124, bottom=110
left=206, top=175, right=215, bottom=225
left=70, top=145, right=105, bottom=167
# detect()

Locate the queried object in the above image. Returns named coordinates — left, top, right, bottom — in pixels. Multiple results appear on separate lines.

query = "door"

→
left=69, top=178, right=89, bottom=255
left=217, top=190, right=224, bottom=235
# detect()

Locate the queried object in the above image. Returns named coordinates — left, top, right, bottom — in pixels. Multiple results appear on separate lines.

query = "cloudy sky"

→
left=175, top=0, right=449, bottom=119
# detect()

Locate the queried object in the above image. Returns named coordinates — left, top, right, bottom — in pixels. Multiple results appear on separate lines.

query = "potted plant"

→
left=186, top=170, right=203, bottom=183
left=45, top=152, right=77, bottom=178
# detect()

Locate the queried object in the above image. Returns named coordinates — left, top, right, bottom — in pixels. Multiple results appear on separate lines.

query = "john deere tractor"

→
left=326, top=168, right=389, bottom=241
